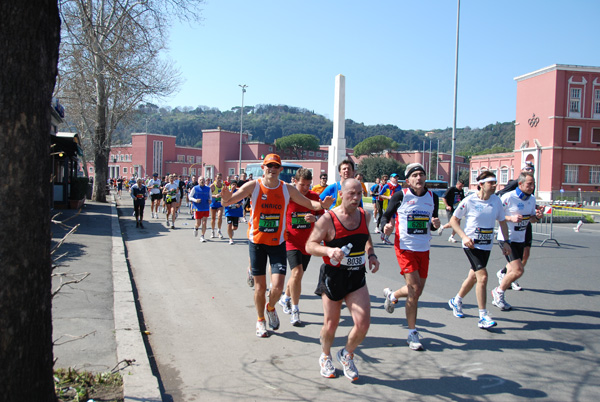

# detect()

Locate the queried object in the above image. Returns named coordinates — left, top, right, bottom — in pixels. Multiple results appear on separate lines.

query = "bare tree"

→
left=0, top=1, right=60, bottom=401
left=57, top=0, right=203, bottom=201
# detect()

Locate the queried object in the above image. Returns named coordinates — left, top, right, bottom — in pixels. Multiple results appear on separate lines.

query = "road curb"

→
left=111, top=197, right=162, bottom=401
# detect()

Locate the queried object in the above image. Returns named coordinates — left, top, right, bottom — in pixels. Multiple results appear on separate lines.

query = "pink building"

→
left=470, top=64, right=600, bottom=201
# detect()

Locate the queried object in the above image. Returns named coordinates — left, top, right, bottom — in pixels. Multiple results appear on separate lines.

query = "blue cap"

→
left=390, top=173, right=398, bottom=178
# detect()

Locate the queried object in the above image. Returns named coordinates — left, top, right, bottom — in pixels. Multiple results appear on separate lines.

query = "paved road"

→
left=117, top=199, right=600, bottom=401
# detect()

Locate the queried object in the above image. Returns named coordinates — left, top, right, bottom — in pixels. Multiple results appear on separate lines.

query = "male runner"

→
left=306, top=178, right=379, bottom=381
left=147, top=173, right=162, bottom=219
left=224, top=181, right=244, bottom=244
left=278, top=169, right=324, bottom=326
left=162, top=174, right=179, bottom=229
left=221, top=154, right=333, bottom=338
left=496, top=161, right=536, bottom=290
left=188, top=176, right=211, bottom=242
left=380, top=163, right=440, bottom=351
left=375, top=174, right=389, bottom=232
left=311, top=173, right=328, bottom=195
left=378, top=173, right=400, bottom=244
left=492, top=172, right=543, bottom=311
left=370, top=177, right=381, bottom=223
left=130, top=178, right=148, bottom=228
left=210, top=173, right=225, bottom=239
left=438, top=179, right=466, bottom=243
left=319, top=160, right=360, bottom=210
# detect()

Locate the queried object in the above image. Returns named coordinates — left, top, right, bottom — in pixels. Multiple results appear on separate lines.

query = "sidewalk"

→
left=51, top=196, right=161, bottom=401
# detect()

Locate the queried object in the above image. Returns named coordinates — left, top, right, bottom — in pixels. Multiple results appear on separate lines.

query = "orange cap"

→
left=263, top=154, right=282, bottom=166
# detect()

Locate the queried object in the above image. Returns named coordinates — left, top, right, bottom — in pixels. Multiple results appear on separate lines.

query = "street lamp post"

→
left=238, top=84, right=247, bottom=175
left=450, top=0, right=460, bottom=186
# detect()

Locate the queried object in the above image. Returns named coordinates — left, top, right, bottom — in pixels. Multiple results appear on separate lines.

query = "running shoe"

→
left=256, top=320, right=268, bottom=338
left=278, top=296, right=292, bottom=314
left=319, top=354, right=336, bottom=378
left=229, top=239, right=234, bottom=245
left=136, top=221, right=139, bottom=228
left=478, top=314, right=497, bottom=329
left=336, top=348, right=359, bottom=381
left=374, top=227, right=380, bottom=234
left=448, top=236, right=458, bottom=243
left=383, top=288, right=395, bottom=314
left=407, top=331, right=424, bottom=351
left=194, top=228, right=199, bottom=237
left=218, top=231, right=224, bottom=239
left=291, top=309, right=302, bottom=326
left=438, top=226, right=444, bottom=236
left=139, top=222, right=144, bottom=229
left=210, top=230, right=216, bottom=238
left=496, top=269, right=505, bottom=286
left=171, top=224, right=175, bottom=229
left=383, top=235, right=393, bottom=245
left=491, top=287, right=512, bottom=311
left=200, top=235, right=206, bottom=243
left=511, top=281, right=523, bottom=291
left=448, top=298, right=465, bottom=318
left=266, top=307, right=280, bottom=330
left=246, top=267, right=254, bottom=287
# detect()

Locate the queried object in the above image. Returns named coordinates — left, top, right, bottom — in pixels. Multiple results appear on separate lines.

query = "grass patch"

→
left=54, top=368, right=123, bottom=402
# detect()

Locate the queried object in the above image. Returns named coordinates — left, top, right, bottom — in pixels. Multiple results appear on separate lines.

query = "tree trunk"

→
left=0, top=1, right=60, bottom=401
left=92, top=68, right=108, bottom=202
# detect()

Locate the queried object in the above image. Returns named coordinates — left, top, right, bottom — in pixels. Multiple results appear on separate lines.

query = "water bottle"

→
left=330, top=243, right=353, bottom=266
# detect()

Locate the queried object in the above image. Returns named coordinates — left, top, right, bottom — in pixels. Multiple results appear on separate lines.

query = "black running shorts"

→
left=314, top=264, right=366, bottom=302
left=463, top=248, right=491, bottom=271
left=287, top=249, right=311, bottom=272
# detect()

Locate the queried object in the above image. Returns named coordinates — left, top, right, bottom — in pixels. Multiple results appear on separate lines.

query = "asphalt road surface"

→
left=118, top=200, right=600, bottom=402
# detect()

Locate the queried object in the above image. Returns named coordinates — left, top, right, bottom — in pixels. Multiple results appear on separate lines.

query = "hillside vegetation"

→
left=111, top=103, right=515, bottom=156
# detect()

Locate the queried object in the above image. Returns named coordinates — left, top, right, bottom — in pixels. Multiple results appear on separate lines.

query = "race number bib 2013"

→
left=291, top=212, right=310, bottom=229
left=259, top=213, right=280, bottom=233
left=407, top=214, right=429, bottom=235
left=474, top=227, right=494, bottom=245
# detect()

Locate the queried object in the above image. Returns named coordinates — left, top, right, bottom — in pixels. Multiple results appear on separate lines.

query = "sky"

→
left=163, top=0, right=600, bottom=131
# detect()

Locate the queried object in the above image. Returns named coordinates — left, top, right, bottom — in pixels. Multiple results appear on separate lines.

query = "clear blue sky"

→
left=163, top=0, right=600, bottom=131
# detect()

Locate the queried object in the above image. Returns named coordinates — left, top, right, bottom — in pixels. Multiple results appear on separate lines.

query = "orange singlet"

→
left=248, top=178, right=290, bottom=245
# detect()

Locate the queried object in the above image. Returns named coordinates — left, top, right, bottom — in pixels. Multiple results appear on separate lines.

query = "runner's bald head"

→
left=341, top=178, right=361, bottom=192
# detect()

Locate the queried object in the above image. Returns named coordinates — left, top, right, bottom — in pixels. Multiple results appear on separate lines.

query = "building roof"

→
left=514, top=64, right=600, bottom=82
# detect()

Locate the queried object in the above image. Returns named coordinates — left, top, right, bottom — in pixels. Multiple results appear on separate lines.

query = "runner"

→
left=378, top=173, right=400, bottom=244
left=210, top=173, right=225, bottom=239
left=492, top=171, right=543, bottom=311
left=355, top=173, right=369, bottom=197
left=495, top=161, right=536, bottom=290
left=380, top=163, right=440, bottom=351
left=130, top=178, right=148, bottom=228
left=162, top=174, right=178, bottom=229
left=188, top=176, right=211, bottom=242
left=147, top=173, right=162, bottom=219
left=278, top=169, right=324, bottom=326
left=311, top=173, right=328, bottom=195
left=375, top=174, right=389, bottom=233
left=187, top=175, right=198, bottom=218
left=221, top=154, right=333, bottom=338
left=438, top=179, right=466, bottom=243
left=370, top=177, right=381, bottom=224
left=306, top=178, right=379, bottom=381
left=236, top=173, right=249, bottom=223
left=224, top=180, right=244, bottom=245
left=447, top=171, right=511, bottom=328
left=116, top=176, right=124, bottom=199
left=319, top=160, right=361, bottom=210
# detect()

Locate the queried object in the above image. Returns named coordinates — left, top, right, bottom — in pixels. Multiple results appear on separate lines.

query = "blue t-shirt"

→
left=225, top=189, right=244, bottom=217
left=190, top=185, right=211, bottom=212
left=319, top=181, right=363, bottom=210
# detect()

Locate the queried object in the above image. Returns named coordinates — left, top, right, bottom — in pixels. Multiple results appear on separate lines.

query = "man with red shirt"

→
left=278, top=169, right=324, bottom=326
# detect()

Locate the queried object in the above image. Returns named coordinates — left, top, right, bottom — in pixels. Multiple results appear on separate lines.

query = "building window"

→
left=228, top=168, right=235, bottom=176
left=89, top=167, right=94, bottom=173
left=571, top=88, right=581, bottom=99
left=471, top=170, right=478, bottom=184
left=183, top=167, right=188, bottom=176
left=565, top=165, right=579, bottom=183
left=177, top=155, right=185, bottom=162
left=153, top=140, right=163, bottom=177
left=309, top=151, right=315, bottom=156
left=317, top=152, right=322, bottom=157
left=190, top=168, right=196, bottom=175
left=187, top=156, right=194, bottom=163
left=590, top=166, right=600, bottom=184
left=567, top=126, right=581, bottom=143
left=123, top=167, right=128, bottom=173
left=268, top=146, right=273, bottom=152
left=196, top=156, right=202, bottom=164
left=569, top=87, right=582, bottom=117
left=592, top=128, right=600, bottom=144
left=500, top=168, right=509, bottom=185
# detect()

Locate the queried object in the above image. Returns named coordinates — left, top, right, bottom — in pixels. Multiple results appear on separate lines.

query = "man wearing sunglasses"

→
left=221, top=154, right=334, bottom=338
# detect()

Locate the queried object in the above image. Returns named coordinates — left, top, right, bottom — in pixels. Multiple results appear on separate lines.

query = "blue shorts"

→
left=249, top=242, right=287, bottom=277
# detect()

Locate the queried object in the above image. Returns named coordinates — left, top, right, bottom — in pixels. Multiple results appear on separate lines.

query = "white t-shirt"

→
left=497, top=190, right=537, bottom=243
left=453, top=193, right=505, bottom=251
left=147, top=179, right=161, bottom=194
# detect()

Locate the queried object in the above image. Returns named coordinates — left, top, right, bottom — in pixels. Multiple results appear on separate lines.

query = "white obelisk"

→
left=328, top=74, right=346, bottom=182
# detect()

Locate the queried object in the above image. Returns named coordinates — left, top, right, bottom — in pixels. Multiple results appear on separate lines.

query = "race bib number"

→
left=291, top=212, right=311, bottom=229
left=474, top=227, right=494, bottom=245
left=407, top=214, right=429, bottom=235
left=136, top=194, right=144, bottom=199
left=515, top=215, right=530, bottom=231
left=259, top=213, right=280, bottom=233
left=341, top=252, right=366, bottom=269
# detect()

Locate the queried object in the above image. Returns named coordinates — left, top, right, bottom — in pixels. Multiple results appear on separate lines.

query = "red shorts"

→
left=194, top=210, right=209, bottom=219
left=395, top=249, right=430, bottom=278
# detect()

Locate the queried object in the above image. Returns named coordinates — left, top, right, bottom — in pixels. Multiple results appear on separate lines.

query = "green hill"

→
left=112, top=103, right=515, bottom=156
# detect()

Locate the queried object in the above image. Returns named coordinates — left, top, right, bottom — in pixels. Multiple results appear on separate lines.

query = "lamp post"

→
left=450, top=0, right=460, bottom=186
left=238, top=84, right=247, bottom=175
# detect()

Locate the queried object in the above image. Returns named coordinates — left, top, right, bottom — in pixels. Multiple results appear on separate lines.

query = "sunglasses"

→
left=265, top=163, right=280, bottom=168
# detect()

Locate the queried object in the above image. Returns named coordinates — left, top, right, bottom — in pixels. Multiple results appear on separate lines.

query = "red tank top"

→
left=323, top=208, right=370, bottom=267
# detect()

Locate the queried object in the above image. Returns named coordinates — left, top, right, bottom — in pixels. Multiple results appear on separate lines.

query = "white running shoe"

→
left=374, top=227, right=380, bottom=234
left=266, top=308, right=280, bottom=330
left=246, top=267, right=254, bottom=288
left=199, top=235, right=206, bottom=243
left=448, top=236, right=458, bottom=243
left=336, top=348, right=359, bottom=381
left=229, top=238, right=234, bottom=245
left=407, top=331, right=424, bottom=351
left=319, top=354, right=336, bottom=378
left=492, top=287, right=512, bottom=311
left=478, top=314, right=497, bottom=329
left=511, top=281, right=523, bottom=291
left=448, top=298, right=465, bottom=318
left=278, top=296, right=292, bottom=314
left=383, top=288, right=395, bottom=314
left=497, top=269, right=506, bottom=286
left=210, top=230, right=216, bottom=238
left=438, top=226, right=444, bottom=236
left=218, top=231, right=224, bottom=239
left=291, top=309, right=302, bottom=327
left=256, top=320, right=268, bottom=338
left=194, top=228, right=199, bottom=237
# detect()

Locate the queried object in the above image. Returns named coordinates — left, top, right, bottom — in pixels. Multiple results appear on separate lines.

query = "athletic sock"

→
left=389, top=293, right=398, bottom=303
left=292, top=304, right=299, bottom=312
left=455, top=295, right=463, bottom=303
left=479, top=309, right=488, bottom=319
left=266, top=304, right=275, bottom=312
left=408, top=328, right=418, bottom=336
